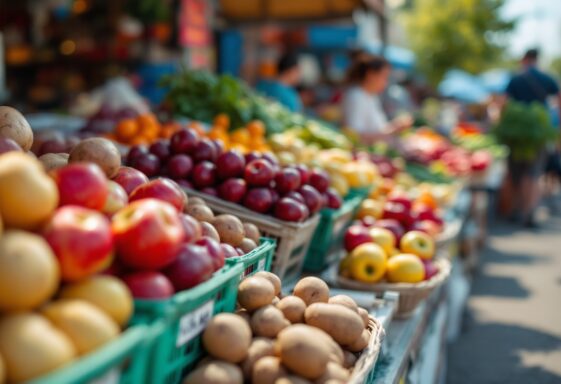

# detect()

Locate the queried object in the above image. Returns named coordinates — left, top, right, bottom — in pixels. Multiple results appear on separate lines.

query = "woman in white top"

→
left=343, top=55, right=410, bottom=145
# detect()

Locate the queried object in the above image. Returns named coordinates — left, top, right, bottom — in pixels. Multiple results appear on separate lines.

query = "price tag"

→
left=89, top=368, right=120, bottom=384
left=257, top=258, right=266, bottom=272
left=176, top=300, right=215, bottom=347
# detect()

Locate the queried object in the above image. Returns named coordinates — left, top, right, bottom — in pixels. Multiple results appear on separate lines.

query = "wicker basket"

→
left=337, top=258, right=451, bottom=318
left=435, top=219, right=462, bottom=256
left=183, top=187, right=320, bottom=284
left=348, top=316, right=385, bottom=383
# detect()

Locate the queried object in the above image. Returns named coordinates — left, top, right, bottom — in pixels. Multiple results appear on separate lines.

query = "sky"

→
left=502, top=0, right=561, bottom=62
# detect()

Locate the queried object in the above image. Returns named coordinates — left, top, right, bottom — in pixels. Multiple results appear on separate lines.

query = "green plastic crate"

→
left=29, top=325, right=149, bottom=384
left=225, top=237, right=276, bottom=280
left=144, top=264, right=243, bottom=384
left=304, top=195, right=364, bottom=272
left=347, top=186, right=372, bottom=200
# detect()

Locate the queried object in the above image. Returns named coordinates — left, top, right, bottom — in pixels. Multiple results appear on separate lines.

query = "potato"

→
left=235, top=308, right=251, bottom=324
left=251, top=305, right=290, bottom=338
left=212, top=214, right=245, bottom=246
left=275, top=376, right=312, bottom=384
left=253, top=356, right=287, bottom=384
left=272, top=296, right=280, bottom=305
left=304, top=303, right=363, bottom=346
left=243, top=222, right=261, bottom=244
left=346, top=328, right=370, bottom=352
left=186, top=204, right=214, bottom=222
left=328, top=295, right=358, bottom=313
left=200, top=221, right=220, bottom=242
left=0, top=106, right=33, bottom=151
left=202, top=313, right=251, bottom=363
left=316, top=362, right=350, bottom=384
left=342, top=351, right=357, bottom=369
left=238, top=276, right=275, bottom=312
left=183, top=361, right=243, bottom=384
left=277, top=325, right=330, bottom=380
left=187, top=196, right=206, bottom=206
left=241, top=337, right=276, bottom=377
left=358, top=307, right=370, bottom=328
left=293, top=277, right=329, bottom=306
left=69, top=138, right=121, bottom=177
left=254, top=271, right=281, bottom=296
left=38, top=153, right=68, bottom=172
left=276, top=296, right=306, bottom=323
left=240, top=238, right=257, bottom=253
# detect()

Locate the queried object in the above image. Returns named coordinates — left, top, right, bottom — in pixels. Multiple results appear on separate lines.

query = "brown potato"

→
left=187, top=196, right=207, bottom=206
left=186, top=205, right=214, bottom=223
left=304, top=303, right=363, bottom=346
left=237, top=276, right=275, bottom=312
left=272, top=296, right=280, bottom=305
left=277, top=325, right=330, bottom=380
left=293, top=277, right=329, bottom=306
left=251, top=305, right=290, bottom=338
left=328, top=295, right=358, bottom=313
left=239, top=238, right=257, bottom=254
left=254, top=271, right=282, bottom=296
left=38, top=153, right=68, bottom=172
left=342, top=350, right=357, bottom=369
left=275, top=376, right=312, bottom=384
left=212, top=214, right=245, bottom=246
left=276, top=296, right=306, bottom=323
left=357, top=307, right=370, bottom=328
left=315, top=362, right=350, bottom=384
left=241, top=337, right=276, bottom=377
left=0, top=106, right=33, bottom=151
left=252, top=356, right=287, bottom=384
left=200, top=222, right=220, bottom=242
left=346, top=328, right=370, bottom=352
left=243, top=222, right=261, bottom=244
left=202, top=313, right=251, bottom=363
left=183, top=361, right=243, bottom=384
left=69, top=138, right=121, bottom=178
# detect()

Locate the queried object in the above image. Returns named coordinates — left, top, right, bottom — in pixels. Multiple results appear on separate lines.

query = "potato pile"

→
left=183, top=272, right=375, bottom=384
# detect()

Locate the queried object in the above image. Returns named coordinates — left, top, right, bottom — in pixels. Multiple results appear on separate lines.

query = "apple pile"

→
left=184, top=273, right=376, bottom=383
left=340, top=224, right=439, bottom=284
left=125, top=127, right=343, bottom=222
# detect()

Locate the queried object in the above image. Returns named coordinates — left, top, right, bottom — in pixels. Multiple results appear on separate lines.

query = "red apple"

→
left=387, top=193, right=413, bottom=211
left=411, top=220, right=442, bottom=237
left=103, top=180, right=128, bottom=215
left=294, top=164, right=310, bottom=185
left=270, top=189, right=280, bottom=205
left=243, top=188, right=274, bottom=213
left=44, top=206, right=113, bottom=282
left=211, top=140, right=225, bottom=158
left=216, top=150, right=246, bottom=180
left=192, top=161, right=217, bottom=189
left=112, top=166, right=149, bottom=195
left=196, top=237, right=225, bottom=271
left=122, top=271, right=174, bottom=299
left=149, top=140, right=171, bottom=162
left=274, top=197, right=306, bottom=222
left=244, top=151, right=261, bottom=164
left=52, top=163, right=109, bottom=210
left=170, top=129, right=199, bottom=155
left=130, top=153, right=161, bottom=178
left=299, top=185, right=323, bottom=215
left=179, top=214, right=202, bottom=243
left=221, top=243, right=239, bottom=259
left=261, top=152, right=279, bottom=166
left=0, top=138, right=22, bottom=154
left=176, top=179, right=193, bottom=189
left=413, top=204, right=444, bottom=227
left=324, top=188, right=342, bottom=209
left=471, top=150, right=492, bottom=171
left=126, top=145, right=149, bottom=165
left=167, top=154, right=193, bottom=179
left=383, top=202, right=413, bottom=227
left=245, top=159, right=275, bottom=187
left=285, top=191, right=305, bottom=204
left=129, top=178, right=186, bottom=212
left=374, top=219, right=405, bottom=243
left=275, top=167, right=302, bottom=194
left=422, top=259, right=439, bottom=280
left=39, top=137, right=67, bottom=155
left=344, top=225, right=372, bottom=252
left=112, top=198, right=185, bottom=270
left=192, top=138, right=217, bottom=163
left=218, top=178, right=247, bottom=203
left=361, top=216, right=377, bottom=228
left=201, top=187, right=218, bottom=197
left=163, top=243, right=214, bottom=291
left=308, top=168, right=330, bottom=193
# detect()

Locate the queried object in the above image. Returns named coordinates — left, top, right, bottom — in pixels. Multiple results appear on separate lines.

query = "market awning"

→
left=438, top=70, right=490, bottom=103
left=362, top=42, right=415, bottom=71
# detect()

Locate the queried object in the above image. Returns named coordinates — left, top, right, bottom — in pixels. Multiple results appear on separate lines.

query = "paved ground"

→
left=447, top=210, right=561, bottom=383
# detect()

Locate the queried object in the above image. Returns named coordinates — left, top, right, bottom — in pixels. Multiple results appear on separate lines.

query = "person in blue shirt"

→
left=505, top=48, right=561, bottom=227
left=256, top=53, right=302, bottom=112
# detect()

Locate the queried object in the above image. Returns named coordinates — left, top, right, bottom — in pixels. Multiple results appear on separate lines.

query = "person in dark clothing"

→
left=504, top=49, right=561, bottom=227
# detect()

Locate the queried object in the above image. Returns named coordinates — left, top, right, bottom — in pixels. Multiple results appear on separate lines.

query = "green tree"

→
left=401, top=0, right=515, bottom=86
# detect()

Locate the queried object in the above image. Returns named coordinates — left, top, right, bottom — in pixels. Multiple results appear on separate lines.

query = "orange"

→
left=230, top=128, right=251, bottom=146
left=213, top=114, right=230, bottom=129
left=247, top=120, right=265, bottom=137
left=416, top=191, right=438, bottom=210
left=130, top=136, right=148, bottom=146
left=188, top=121, right=205, bottom=136
left=115, top=119, right=138, bottom=142
left=208, top=128, right=229, bottom=144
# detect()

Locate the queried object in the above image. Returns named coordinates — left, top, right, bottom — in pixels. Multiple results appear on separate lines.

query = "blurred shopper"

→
left=342, top=55, right=411, bottom=145
left=256, top=53, right=302, bottom=112
left=504, top=49, right=561, bottom=227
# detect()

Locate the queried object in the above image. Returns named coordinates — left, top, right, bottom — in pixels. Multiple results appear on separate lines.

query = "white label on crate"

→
left=176, top=300, right=215, bottom=347
left=88, top=368, right=120, bottom=384
left=257, top=258, right=266, bottom=272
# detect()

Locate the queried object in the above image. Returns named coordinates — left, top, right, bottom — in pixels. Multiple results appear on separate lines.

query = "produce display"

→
left=183, top=272, right=378, bottom=383
left=124, top=126, right=343, bottom=222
